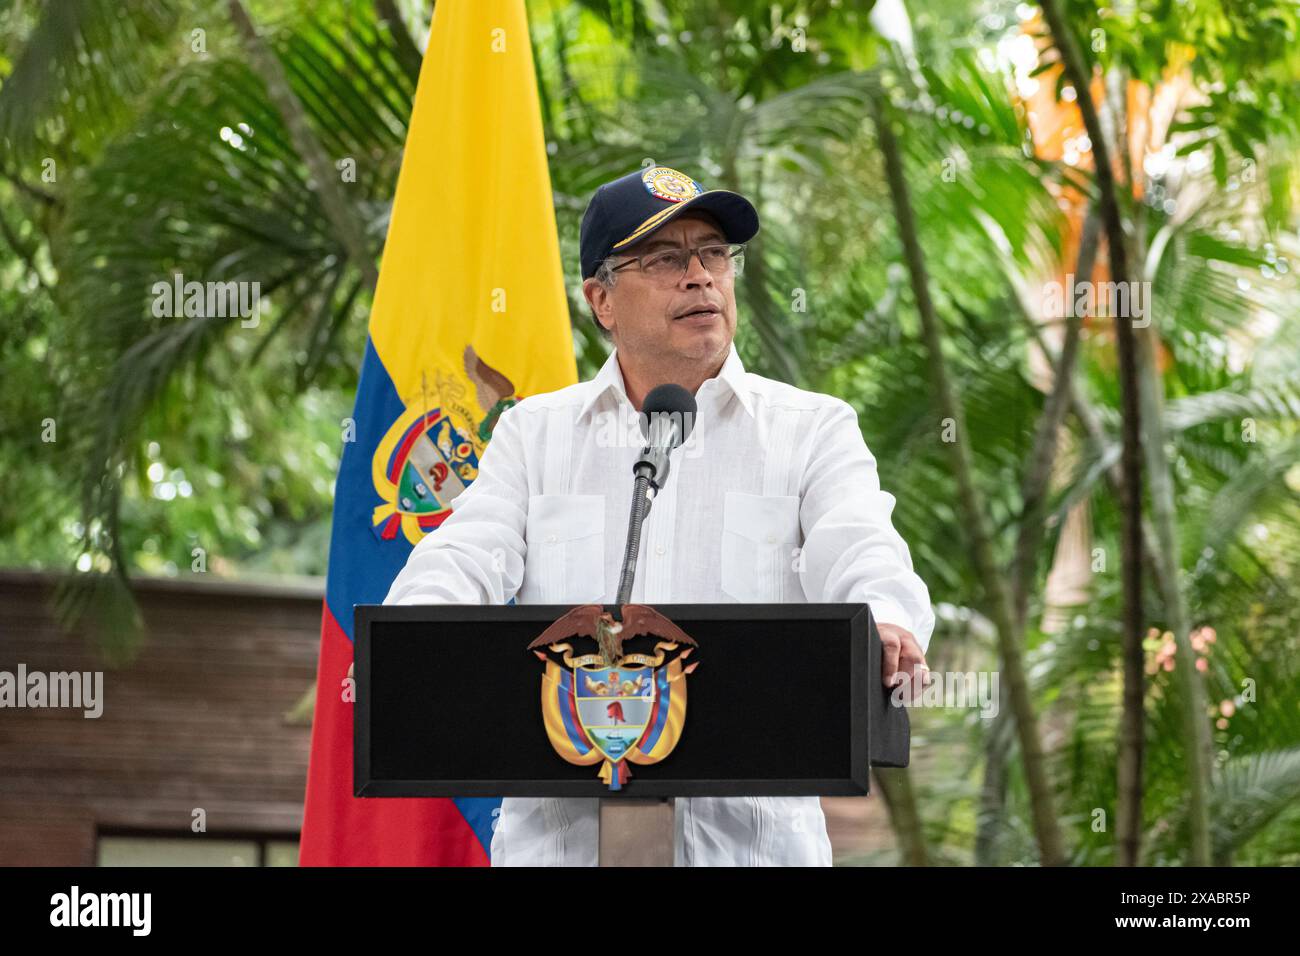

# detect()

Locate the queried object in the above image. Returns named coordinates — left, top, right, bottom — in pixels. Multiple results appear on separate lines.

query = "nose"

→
left=680, top=249, right=714, bottom=288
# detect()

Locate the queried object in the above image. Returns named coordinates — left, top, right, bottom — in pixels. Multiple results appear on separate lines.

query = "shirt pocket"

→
left=524, top=494, right=606, bottom=604
left=720, top=492, right=802, bottom=602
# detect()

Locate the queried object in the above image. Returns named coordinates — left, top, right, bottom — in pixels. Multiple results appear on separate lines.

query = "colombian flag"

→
left=299, top=0, right=577, bottom=865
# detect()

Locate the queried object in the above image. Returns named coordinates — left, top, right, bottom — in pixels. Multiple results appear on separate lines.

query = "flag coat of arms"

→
left=299, top=0, right=577, bottom=866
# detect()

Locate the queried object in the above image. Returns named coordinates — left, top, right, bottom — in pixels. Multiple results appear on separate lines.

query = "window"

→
left=96, top=833, right=299, bottom=866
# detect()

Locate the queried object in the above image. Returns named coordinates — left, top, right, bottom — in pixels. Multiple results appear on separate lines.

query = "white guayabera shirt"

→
left=384, top=341, right=935, bottom=866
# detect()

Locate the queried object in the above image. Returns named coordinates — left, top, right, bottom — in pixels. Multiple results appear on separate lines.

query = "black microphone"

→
left=634, top=384, right=696, bottom=492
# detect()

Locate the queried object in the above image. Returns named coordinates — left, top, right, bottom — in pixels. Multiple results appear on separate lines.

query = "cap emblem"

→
left=640, top=166, right=704, bottom=203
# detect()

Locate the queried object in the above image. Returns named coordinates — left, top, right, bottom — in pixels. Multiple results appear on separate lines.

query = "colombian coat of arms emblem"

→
left=371, top=345, right=517, bottom=545
left=529, top=604, right=699, bottom=791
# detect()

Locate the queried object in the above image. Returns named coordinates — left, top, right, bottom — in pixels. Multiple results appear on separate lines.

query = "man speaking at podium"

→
left=385, top=165, right=935, bottom=866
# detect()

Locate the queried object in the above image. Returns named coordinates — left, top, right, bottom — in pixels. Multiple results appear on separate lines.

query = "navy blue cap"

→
left=580, top=166, right=759, bottom=279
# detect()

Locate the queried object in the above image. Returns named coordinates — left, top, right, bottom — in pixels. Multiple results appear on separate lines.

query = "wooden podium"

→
left=354, top=602, right=909, bottom=866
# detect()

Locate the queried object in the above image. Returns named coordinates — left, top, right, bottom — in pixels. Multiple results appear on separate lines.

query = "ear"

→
left=582, top=276, right=614, bottom=333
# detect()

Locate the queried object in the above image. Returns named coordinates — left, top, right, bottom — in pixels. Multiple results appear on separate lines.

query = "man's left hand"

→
left=879, top=622, right=929, bottom=702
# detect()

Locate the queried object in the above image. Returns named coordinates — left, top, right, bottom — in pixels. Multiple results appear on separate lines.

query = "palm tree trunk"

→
left=1011, top=207, right=1101, bottom=627
left=871, top=91, right=1065, bottom=866
left=375, top=0, right=424, bottom=85
left=1038, top=0, right=1210, bottom=867
left=973, top=683, right=1014, bottom=865
left=718, top=156, right=805, bottom=387
left=1037, top=0, right=1151, bottom=868
left=1021, top=316, right=1171, bottom=614
left=1126, top=79, right=1215, bottom=869
left=1134, top=326, right=1216, bottom=865
left=872, top=768, right=929, bottom=865
left=226, top=0, right=380, bottom=293
left=976, top=207, right=1102, bottom=864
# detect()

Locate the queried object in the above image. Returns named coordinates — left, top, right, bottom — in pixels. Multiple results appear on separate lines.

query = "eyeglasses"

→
left=603, top=242, right=746, bottom=286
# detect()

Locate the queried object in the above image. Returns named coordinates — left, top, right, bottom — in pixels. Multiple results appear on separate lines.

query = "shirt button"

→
left=765, top=534, right=776, bottom=543
left=655, top=545, right=666, bottom=555
left=547, top=534, right=557, bottom=543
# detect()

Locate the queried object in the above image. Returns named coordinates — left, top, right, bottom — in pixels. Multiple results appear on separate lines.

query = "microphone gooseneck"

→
left=614, top=384, right=699, bottom=611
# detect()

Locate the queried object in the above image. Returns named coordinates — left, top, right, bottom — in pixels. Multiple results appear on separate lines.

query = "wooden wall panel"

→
left=0, top=571, right=322, bottom=865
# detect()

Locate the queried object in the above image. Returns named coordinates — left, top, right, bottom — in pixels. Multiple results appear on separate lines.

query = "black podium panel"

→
left=354, top=603, right=908, bottom=798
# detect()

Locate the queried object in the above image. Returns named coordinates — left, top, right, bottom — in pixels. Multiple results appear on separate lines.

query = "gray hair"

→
left=594, top=259, right=619, bottom=287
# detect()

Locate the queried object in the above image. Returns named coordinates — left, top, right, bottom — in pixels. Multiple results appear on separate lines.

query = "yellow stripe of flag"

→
left=369, top=0, right=576, bottom=401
